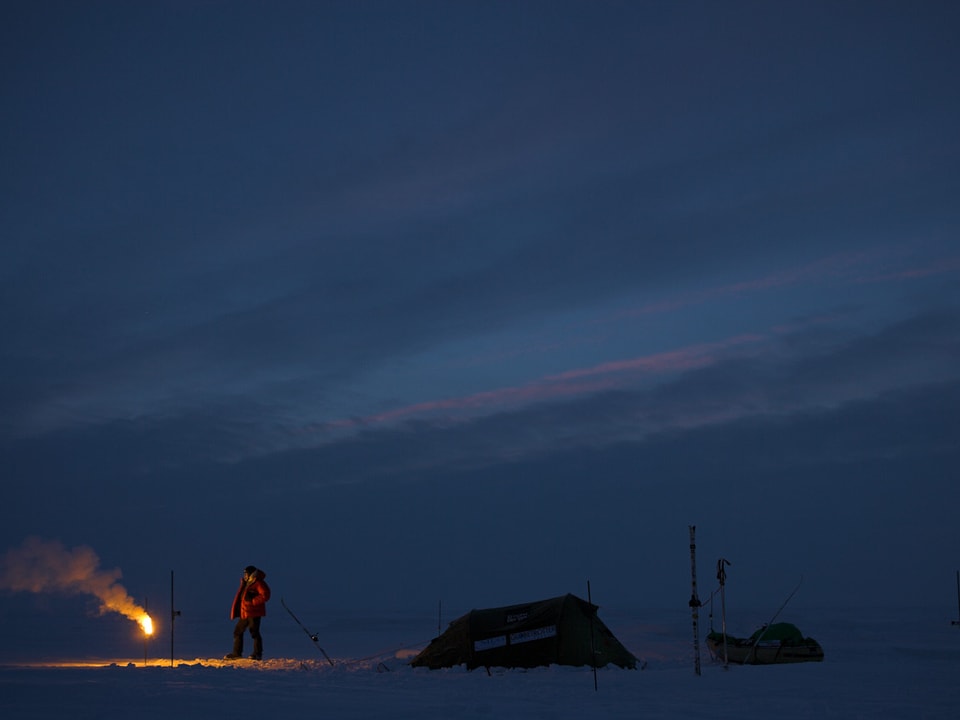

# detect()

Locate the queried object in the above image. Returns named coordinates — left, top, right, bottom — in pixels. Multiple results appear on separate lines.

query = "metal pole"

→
left=587, top=580, right=598, bottom=692
left=688, top=526, right=702, bottom=676
left=717, top=558, right=731, bottom=669
left=170, top=571, right=181, bottom=667
left=144, top=597, right=148, bottom=667
left=953, top=570, right=960, bottom=627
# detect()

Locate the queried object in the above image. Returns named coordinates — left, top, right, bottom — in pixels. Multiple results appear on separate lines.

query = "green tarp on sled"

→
left=749, top=622, right=806, bottom=643
left=410, top=593, right=637, bottom=670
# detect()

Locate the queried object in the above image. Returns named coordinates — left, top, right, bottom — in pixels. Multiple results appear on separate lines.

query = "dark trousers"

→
left=232, top=616, right=263, bottom=658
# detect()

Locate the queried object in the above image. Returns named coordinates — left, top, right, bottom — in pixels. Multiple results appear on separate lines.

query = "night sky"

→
left=3, top=1, right=959, bottom=629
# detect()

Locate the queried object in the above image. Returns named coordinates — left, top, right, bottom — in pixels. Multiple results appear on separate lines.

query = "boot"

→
left=224, top=635, right=243, bottom=660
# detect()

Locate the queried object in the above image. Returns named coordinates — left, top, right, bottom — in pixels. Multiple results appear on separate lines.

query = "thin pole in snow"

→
left=744, top=576, right=804, bottom=663
left=587, top=580, right=598, bottom=692
left=170, top=570, right=181, bottom=667
left=144, top=597, right=148, bottom=667
left=688, top=526, right=702, bottom=676
left=953, top=571, right=960, bottom=627
left=717, top=558, right=731, bottom=669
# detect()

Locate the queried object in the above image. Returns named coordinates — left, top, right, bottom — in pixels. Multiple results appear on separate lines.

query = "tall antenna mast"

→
left=688, top=526, right=702, bottom=676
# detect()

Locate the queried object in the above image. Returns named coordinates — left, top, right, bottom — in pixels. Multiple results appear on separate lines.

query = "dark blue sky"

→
left=2, top=1, right=959, bottom=635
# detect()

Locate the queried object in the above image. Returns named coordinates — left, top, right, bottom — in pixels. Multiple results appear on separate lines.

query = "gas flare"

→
left=0, top=536, right=152, bottom=633
left=140, top=614, right=154, bottom=635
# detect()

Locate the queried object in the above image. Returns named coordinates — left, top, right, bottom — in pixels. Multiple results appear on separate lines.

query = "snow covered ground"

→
left=2, top=605, right=958, bottom=719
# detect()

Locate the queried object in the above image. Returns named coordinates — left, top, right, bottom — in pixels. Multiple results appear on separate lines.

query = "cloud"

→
left=303, top=305, right=959, bottom=456
left=219, top=307, right=955, bottom=489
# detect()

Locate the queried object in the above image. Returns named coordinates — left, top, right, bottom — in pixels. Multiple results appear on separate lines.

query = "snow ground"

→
left=2, top=606, right=958, bottom=719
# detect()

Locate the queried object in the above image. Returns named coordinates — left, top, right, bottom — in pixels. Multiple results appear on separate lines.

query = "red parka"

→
left=230, top=568, right=271, bottom=619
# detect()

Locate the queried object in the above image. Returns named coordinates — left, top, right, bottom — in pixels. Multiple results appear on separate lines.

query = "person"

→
left=225, top=565, right=271, bottom=660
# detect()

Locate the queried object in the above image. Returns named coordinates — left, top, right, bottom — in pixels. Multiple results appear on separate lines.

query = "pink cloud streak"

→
left=545, top=334, right=764, bottom=382
left=617, top=250, right=883, bottom=320
left=312, top=246, right=948, bottom=438
left=321, top=331, right=772, bottom=433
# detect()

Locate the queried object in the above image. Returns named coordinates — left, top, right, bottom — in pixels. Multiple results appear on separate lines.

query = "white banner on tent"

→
left=474, top=635, right=507, bottom=652
left=510, top=625, right=557, bottom=645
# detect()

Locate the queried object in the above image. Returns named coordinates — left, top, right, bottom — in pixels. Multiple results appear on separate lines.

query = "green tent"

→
left=410, top=593, right=637, bottom=670
left=749, top=622, right=806, bottom=644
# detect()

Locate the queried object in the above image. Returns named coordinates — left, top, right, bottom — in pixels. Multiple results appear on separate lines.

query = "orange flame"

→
left=140, top=614, right=154, bottom=636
